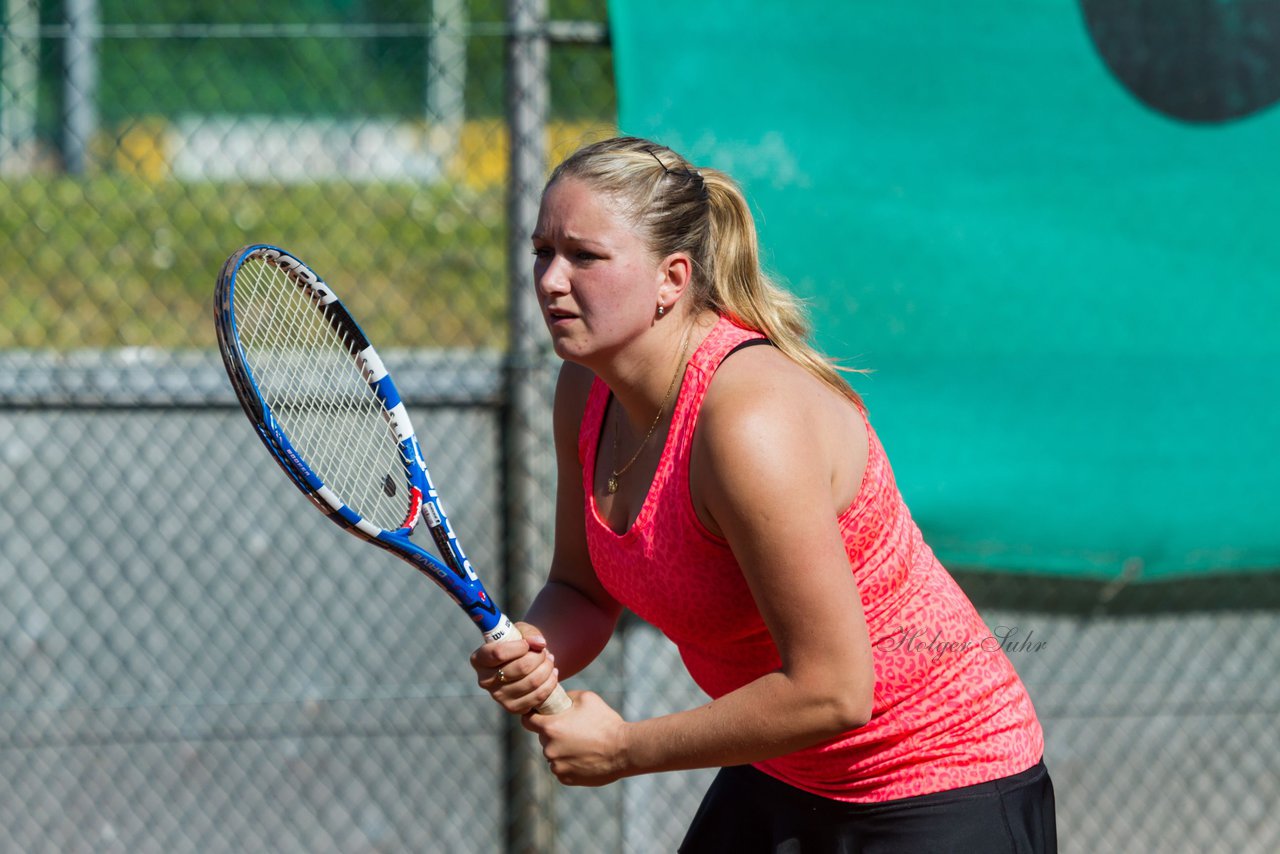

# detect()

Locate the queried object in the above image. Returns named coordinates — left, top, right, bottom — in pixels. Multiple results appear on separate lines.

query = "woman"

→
left=470, top=137, right=1056, bottom=852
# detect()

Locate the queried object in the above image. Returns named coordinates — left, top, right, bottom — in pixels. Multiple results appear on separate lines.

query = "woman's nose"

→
left=535, top=255, right=570, bottom=296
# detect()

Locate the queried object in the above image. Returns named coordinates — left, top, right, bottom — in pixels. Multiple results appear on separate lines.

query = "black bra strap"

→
left=721, top=337, right=774, bottom=365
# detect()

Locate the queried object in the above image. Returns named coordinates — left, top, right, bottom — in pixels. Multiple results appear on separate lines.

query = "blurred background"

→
left=2, top=1, right=1278, bottom=852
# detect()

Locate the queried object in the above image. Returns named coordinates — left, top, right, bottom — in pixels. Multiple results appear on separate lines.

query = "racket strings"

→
left=237, top=257, right=410, bottom=531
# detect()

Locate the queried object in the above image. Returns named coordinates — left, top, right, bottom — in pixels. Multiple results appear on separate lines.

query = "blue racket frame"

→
left=215, top=243, right=516, bottom=642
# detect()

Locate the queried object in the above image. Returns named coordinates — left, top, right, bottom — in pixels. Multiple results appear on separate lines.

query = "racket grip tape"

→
left=536, top=684, right=573, bottom=716
left=502, top=623, right=573, bottom=716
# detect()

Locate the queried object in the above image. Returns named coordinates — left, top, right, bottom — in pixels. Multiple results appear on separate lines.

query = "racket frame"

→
left=215, top=243, right=518, bottom=644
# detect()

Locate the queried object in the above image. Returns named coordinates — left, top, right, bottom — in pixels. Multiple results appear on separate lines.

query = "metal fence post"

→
left=64, top=0, right=99, bottom=175
left=1, top=0, right=40, bottom=175
left=427, top=0, right=465, bottom=158
left=504, top=0, right=556, bottom=852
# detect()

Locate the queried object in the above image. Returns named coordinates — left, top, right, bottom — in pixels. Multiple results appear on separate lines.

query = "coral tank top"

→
left=580, top=315, right=1044, bottom=802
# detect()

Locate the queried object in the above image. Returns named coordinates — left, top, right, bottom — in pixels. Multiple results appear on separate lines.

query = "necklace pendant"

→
left=606, top=475, right=619, bottom=494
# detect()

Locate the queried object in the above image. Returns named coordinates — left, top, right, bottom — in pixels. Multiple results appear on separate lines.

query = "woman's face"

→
left=532, top=177, right=665, bottom=364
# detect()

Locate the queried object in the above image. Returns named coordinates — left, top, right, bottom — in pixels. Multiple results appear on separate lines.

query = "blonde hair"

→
left=545, top=136, right=863, bottom=407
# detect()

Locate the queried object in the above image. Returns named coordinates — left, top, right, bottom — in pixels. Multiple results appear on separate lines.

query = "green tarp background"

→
left=608, top=0, right=1280, bottom=580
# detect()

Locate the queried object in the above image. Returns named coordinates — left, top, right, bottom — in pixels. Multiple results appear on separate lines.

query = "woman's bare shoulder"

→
left=696, top=345, right=868, bottom=512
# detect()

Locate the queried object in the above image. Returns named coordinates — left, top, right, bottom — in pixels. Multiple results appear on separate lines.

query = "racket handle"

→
left=537, top=683, right=573, bottom=716
left=502, top=622, right=573, bottom=716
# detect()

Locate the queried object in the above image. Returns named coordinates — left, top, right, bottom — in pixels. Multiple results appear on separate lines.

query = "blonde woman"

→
left=471, top=137, right=1056, bottom=852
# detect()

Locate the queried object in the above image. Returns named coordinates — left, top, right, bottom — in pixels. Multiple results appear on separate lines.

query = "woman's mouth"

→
left=546, top=306, right=578, bottom=325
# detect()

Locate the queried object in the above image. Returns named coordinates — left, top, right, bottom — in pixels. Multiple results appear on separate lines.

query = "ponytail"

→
left=699, top=172, right=863, bottom=407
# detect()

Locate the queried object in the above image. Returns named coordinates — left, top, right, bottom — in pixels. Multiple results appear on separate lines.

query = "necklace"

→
left=608, top=336, right=691, bottom=494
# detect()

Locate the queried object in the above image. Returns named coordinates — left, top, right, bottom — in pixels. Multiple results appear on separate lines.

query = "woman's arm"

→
left=470, top=361, right=623, bottom=714
left=525, top=349, right=874, bottom=784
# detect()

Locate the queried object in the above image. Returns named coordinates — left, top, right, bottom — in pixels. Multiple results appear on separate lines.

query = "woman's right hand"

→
left=470, top=622, right=561, bottom=715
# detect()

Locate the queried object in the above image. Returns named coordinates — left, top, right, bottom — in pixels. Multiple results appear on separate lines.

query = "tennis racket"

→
left=215, top=243, right=570, bottom=715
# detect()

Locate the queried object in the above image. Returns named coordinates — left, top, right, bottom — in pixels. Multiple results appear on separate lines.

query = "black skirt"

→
left=678, top=759, right=1057, bottom=854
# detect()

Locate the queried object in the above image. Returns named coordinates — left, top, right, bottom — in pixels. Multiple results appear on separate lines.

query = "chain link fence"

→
left=3, top=3, right=1280, bottom=853
left=0, top=2, right=674, bottom=851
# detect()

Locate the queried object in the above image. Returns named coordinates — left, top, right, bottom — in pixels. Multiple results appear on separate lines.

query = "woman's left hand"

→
left=522, top=690, right=631, bottom=787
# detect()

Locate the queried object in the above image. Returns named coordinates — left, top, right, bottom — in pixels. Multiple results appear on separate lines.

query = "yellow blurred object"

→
left=452, top=119, right=508, bottom=188
left=115, top=119, right=170, bottom=182
left=452, top=120, right=617, bottom=189
left=548, top=120, right=617, bottom=167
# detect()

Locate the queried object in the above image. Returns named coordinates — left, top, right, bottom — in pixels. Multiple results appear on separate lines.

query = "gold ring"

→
left=497, top=669, right=507, bottom=685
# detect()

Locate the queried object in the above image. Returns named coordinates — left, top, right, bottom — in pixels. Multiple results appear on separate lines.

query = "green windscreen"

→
left=609, top=0, right=1280, bottom=580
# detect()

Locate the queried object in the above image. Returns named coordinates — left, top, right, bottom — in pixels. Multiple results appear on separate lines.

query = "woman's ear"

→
left=657, top=252, right=694, bottom=310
